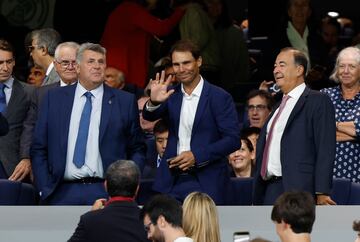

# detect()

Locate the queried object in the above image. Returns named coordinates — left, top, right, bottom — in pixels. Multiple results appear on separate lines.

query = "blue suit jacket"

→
left=143, top=80, right=240, bottom=203
left=253, top=87, right=336, bottom=204
left=31, top=83, right=145, bottom=200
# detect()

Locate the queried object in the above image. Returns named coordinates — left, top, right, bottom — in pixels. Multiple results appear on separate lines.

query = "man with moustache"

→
left=31, top=43, right=145, bottom=205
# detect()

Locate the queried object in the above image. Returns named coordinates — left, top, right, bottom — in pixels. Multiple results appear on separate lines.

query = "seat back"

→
left=136, top=179, right=157, bottom=205
left=331, top=177, right=351, bottom=205
left=0, top=179, right=37, bottom=205
left=348, top=182, right=360, bottom=205
left=227, top=177, right=254, bottom=205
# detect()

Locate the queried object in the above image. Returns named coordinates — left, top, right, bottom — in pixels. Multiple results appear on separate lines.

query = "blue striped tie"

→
left=0, top=83, right=7, bottom=113
left=73, top=92, right=92, bottom=168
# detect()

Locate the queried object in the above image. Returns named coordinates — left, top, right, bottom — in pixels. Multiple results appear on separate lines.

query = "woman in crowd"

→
left=228, top=137, right=255, bottom=178
left=182, top=192, right=221, bottom=242
left=321, top=47, right=360, bottom=183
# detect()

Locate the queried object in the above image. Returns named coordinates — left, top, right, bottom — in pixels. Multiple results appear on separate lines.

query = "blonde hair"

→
left=182, top=192, right=221, bottom=242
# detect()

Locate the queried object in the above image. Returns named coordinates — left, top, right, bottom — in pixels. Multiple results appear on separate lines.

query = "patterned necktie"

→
left=260, top=95, right=290, bottom=179
left=0, top=83, right=7, bottom=113
left=73, top=92, right=93, bottom=168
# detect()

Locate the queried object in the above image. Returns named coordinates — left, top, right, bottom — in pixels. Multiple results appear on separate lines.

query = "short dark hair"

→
left=31, top=28, right=61, bottom=56
left=0, top=39, right=14, bottom=55
left=353, top=220, right=360, bottom=232
left=105, top=160, right=140, bottom=197
left=241, top=127, right=261, bottom=138
left=141, top=194, right=183, bottom=228
left=280, top=47, right=308, bottom=77
left=153, top=119, right=169, bottom=135
left=246, top=89, right=275, bottom=110
left=170, top=39, right=201, bottom=60
left=271, top=191, right=315, bottom=234
left=240, top=136, right=254, bottom=152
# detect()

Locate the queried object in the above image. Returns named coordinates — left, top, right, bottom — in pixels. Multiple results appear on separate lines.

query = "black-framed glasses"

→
left=247, top=104, right=268, bottom=111
left=27, top=45, right=40, bottom=53
left=144, top=222, right=153, bottom=232
left=55, top=60, right=77, bottom=69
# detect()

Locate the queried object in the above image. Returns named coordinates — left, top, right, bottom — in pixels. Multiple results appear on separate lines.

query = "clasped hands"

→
left=168, top=151, right=196, bottom=171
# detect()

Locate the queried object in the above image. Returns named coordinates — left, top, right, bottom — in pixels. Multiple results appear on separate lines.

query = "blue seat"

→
left=331, top=177, right=351, bottom=205
left=136, top=179, right=157, bottom=205
left=348, top=182, right=360, bottom=205
left=0, top=162, right=8, bottom=179
left=0, top=179, right=38, bottom=205
left=227, top=177, right=254, bottom=205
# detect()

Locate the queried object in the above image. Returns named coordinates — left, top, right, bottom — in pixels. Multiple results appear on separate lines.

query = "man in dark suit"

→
left=143, top=40, right=240, bottom=204
left=31, top=43, right=146, bottom=205
left=253, top=47, right=336, bottom=205
left=12, top=42, right=80, bottom=182
left=0, top=39, right=34, bottom=178
left=27, top=28, right=62, bottom=86
left=68, top=159, right=148, bottom=242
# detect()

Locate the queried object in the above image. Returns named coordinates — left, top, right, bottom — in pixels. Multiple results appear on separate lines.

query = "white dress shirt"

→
left=2, top=77, right=14, bottom=104
left=64, top=83, right=104, bottom=180
left=266, top=83, right=306, bottom=177
left=177, top=78, right=204, bottom=154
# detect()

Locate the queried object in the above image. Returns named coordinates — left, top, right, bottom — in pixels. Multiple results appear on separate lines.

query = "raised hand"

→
left=149, top=71, right=175, bottom=105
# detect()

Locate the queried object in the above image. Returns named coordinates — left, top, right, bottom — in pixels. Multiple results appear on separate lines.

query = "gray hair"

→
left=105, top=160, right=140, bottom=197
left=330, top=47, right=360, bottom=83
left=31, top=28, right=62, bottom=57
left=54, top=42, right=80, bottom=60
left=76, top=42, right=106, bottom=64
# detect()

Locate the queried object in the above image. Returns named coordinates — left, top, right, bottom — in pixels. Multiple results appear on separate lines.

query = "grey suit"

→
left=0, top=79, right=34, bottom=176
left=42, top=66, right=60, bottom=86
left=20, top=82, right=60, bottom=160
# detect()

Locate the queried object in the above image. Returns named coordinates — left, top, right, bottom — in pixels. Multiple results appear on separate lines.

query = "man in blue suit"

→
left=31, top=43, right=145, bottom=205
left=142, top=40, right=240, bottom=204
left=253, top=47, right=336, bottom=205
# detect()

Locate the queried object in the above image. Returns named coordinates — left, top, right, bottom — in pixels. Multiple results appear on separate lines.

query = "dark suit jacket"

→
left=0, top=113, right=9, bottom=136
left=253, top=87, right=336, bottom=205
left=0, top=79, right=34, bottom=175
left=31, top=83, right=146, bottom=200
left=68, top=201, right=148, bottom=242
left=20, top=82, right=60, bottom=159
left=142, top=80, right=240, bottom=203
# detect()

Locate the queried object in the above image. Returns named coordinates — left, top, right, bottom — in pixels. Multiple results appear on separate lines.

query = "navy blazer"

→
left=143, top=80, right=240, bottom=203
left=31, top=83, right=145, bottom=200
left=253, top=87, right=336, bottom=204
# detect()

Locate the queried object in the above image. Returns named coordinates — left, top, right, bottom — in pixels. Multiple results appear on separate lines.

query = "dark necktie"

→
left=260, top=95, right=290, bottom=179
left=0, top=83, right=7, bottom=113
left=73, top=92, right=93, bottom=168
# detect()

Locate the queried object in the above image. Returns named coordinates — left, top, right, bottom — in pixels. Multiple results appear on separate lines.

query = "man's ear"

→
left=157, top=215, right=167, bottom=229
left=296, top=65, right=305, bottom=77
left=197, top=56, right=202, bottom=68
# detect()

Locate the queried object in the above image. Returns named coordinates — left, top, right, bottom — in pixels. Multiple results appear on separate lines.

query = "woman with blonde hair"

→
left=182, top=192, right=221, bottom=242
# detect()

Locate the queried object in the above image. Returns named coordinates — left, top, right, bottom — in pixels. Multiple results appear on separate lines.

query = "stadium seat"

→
left=348, top=182, right=360, bottom=205
left=331, top=177, right=351, bottom=205
left=227, top=177, right=254, bottom=205
left=0, top=179, right=37, bottom=205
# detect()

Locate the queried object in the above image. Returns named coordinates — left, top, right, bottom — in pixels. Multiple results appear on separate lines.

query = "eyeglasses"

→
left=247, top=104, right=268, bottom=111
left=144, top=222, right=153, bottom=232
left=55, top=60, right=77, bottom=69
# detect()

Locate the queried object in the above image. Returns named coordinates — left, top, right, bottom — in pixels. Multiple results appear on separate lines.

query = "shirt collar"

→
left=46, top=62, right=54, bottom=76
left=76, top=81, right=104, bottom=99
left=180, top=76, right=204, bottom=97
left=2, top=76, right=14, bottom=89
left=287, top=83, right=306, bottom=100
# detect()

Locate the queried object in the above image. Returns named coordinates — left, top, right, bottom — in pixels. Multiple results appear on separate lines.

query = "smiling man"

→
left=142, top=40, right=240, bottom=204
left=253, top=47, right=336, bottom=205
left=31, top=43, right=145, bottom=205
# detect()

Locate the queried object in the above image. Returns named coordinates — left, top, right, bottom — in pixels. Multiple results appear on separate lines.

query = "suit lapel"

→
left=60, top=84, right=76, bottom=151
left=284, top=87, right=310, bottom=130
left=99, top=85, right=114, bottom=142
left=171, top=85, right=183, bottom=137
left=191, top=81, right=209, bottom=136
left=5, top=79, right=23, bottom=118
